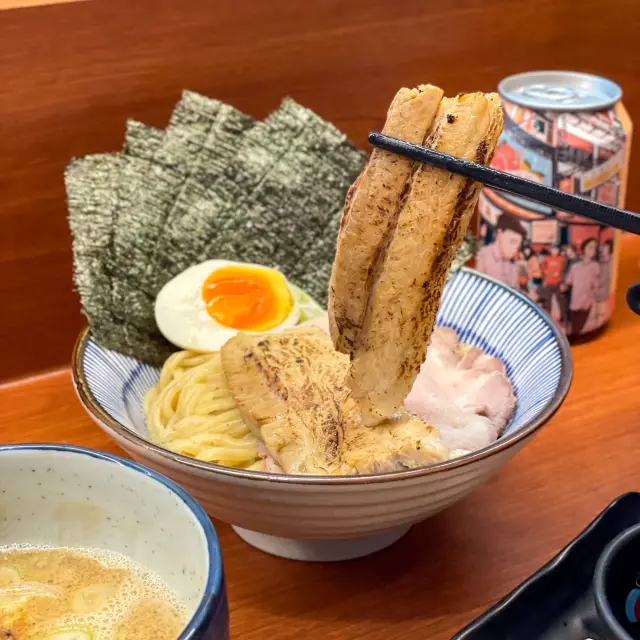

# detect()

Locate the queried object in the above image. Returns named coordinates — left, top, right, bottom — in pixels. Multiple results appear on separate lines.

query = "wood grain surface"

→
left=0, top=235, right=638, bottom=640
left=2, top=0, right=640, bottom=380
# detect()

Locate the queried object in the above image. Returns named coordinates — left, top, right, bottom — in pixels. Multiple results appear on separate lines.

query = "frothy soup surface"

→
left=0, top=546, right=187, bottom=639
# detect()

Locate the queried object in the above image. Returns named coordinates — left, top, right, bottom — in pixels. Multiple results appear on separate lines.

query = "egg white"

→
left=155, top=259, right=300, bottom=352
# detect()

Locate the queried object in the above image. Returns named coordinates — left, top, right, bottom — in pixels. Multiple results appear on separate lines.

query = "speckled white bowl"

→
left=0, top=444, right=228, bottom=639
left=72, top=269, right=573, bottom=562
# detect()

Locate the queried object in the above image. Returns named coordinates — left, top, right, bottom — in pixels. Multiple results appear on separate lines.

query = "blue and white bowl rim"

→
left=0, top=443, right=224, bottom=639
left=72, top=267, right=573, bottom=485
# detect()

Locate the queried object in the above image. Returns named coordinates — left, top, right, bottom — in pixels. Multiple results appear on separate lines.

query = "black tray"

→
left=452, top=493, right=640, bottom=640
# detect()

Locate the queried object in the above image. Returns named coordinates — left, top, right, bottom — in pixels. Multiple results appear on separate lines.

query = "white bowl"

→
left=0, top=444, right=228, bottom=638
left=72, top=269, right=572, bottom=561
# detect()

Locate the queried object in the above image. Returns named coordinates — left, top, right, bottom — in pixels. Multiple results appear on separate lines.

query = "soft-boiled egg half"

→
left=155, top=260, right=300, bottom=351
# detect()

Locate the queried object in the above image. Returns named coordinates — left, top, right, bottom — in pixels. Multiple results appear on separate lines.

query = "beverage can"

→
left=476, top=71, right=632, bottom=338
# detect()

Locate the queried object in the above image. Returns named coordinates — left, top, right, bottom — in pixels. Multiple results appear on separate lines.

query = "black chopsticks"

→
left=368, top=132, right=640, bottom=236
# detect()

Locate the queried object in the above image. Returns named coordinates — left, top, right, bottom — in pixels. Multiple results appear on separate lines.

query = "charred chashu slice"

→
left=338, top=92, right=504, bottom=425
left=328, top=84, right=444, bottom=354
left=220, top=327, right=448, bottom=475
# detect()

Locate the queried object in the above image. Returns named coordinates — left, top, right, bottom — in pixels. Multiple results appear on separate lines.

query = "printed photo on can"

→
left=476, top=71, right=632, bottom=339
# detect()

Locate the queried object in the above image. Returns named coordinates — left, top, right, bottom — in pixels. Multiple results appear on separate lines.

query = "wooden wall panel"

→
left=1, top=0, right=639, bottom=380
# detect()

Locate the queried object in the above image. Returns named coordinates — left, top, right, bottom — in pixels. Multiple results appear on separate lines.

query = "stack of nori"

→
left=66, top=91, right=366, bottom=364
left=66, top=90, right=475, bottom=365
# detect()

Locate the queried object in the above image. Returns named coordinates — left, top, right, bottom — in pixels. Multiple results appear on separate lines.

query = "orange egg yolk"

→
left=201, top=266, right=293, bottom=331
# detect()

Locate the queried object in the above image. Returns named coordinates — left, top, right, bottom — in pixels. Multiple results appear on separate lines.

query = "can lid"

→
left=498, top=71, right=622, bottom=111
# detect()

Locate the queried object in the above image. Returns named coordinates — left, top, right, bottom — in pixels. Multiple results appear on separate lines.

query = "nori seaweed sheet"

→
left=66, top=153, right=122, bottom=319
left=144, top=94, right=257, bottom=294
left=109, top=122, right=177, bottom=361
left=66, top=134, right=175, bottom=364
left=110, top=120, right=175, bottom=326
left=113, top=95, right=256, bottom=331
left=109, top=127, right=162, bottom=333
left=202, top=101, right=366, bottom=302
left=146, top=98, right=314, bottom=289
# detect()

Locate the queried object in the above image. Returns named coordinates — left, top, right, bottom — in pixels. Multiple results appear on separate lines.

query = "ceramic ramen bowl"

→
left=72, top=268, right=572, bottom=562
left=0, top=444, right=228, bottom=639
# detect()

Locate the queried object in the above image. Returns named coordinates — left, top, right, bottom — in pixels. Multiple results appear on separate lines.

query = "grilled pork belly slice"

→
left=220, top=327, right=448, bottom=475
left=328, top=85, right=444, bottom=354
left=338, top=92, right=503, bottom=425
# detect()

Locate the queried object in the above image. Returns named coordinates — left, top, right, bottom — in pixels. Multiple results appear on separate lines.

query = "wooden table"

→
left=2, top=235, right=639, bottom=640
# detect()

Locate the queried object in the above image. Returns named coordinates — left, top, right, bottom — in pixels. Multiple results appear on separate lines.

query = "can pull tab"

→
left=627, top=283, right=640, bottom=316
left=522, top=84, right=579, bottom=103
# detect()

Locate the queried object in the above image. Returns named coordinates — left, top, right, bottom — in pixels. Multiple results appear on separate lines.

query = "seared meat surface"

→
left=330, top=90, right=503, bottom=425
left=329, top=85, right=444, bottom=354
left=221, top=327, right=448, bottom=475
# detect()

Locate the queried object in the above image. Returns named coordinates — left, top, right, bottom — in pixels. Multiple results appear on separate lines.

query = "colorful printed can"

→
left=476, top=71, right=632, bottom=338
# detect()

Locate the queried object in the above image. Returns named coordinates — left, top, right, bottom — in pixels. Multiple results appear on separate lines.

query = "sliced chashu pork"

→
left=328, top=84, right=444, bottom=353
left=332, top=91, right=504, bottom=425
left=220, top=327, right=447, bottom=475
left=405, top=327, right=516, bottom=453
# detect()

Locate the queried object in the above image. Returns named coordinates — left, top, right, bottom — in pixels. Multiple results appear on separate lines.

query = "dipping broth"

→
left=0, top=546, right=187, bottom=639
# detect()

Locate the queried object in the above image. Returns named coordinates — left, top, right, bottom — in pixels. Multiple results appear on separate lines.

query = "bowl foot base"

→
left=231, top=525, right=411, bottom=561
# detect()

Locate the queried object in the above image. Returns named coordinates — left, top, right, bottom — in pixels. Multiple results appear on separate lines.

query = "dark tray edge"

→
left=451, top=492, right=640, bottom=639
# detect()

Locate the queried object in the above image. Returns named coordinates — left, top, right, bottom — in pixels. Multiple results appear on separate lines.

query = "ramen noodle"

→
left=144, top=350, right=260, bottom=469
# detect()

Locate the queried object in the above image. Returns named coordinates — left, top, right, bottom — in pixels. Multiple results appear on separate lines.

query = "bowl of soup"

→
left=0, top=444, right=227, bottom=639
